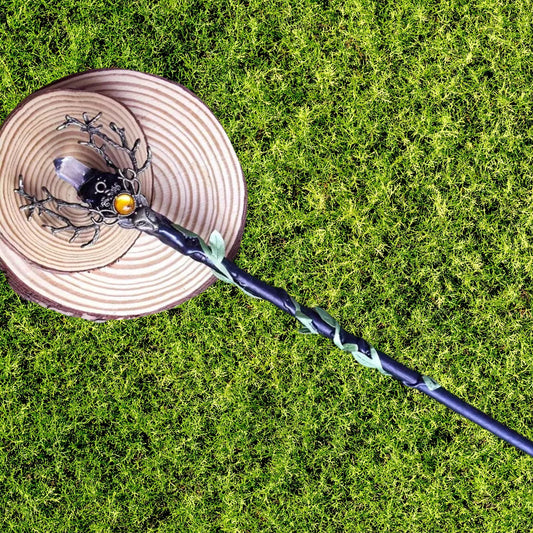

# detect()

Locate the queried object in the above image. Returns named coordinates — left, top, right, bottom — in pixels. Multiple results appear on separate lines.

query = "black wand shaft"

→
left=133, top=207, right=533, bottom=458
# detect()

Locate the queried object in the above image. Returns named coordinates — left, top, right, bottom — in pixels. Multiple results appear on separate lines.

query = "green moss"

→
left=1, top=0, right=533, bottom=530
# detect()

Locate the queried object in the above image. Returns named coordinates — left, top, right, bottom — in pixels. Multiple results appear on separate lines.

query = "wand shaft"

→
left=133, top=207, right=533, bottom=457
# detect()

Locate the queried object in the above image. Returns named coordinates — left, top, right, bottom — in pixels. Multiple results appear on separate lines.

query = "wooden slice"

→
left=0, top=70, right=247, bottom=320
left=0, top=89, right=153, bottom=272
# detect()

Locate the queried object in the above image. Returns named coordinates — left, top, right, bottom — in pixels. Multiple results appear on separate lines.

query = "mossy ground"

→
left=1, top=0, right=532, bottom=531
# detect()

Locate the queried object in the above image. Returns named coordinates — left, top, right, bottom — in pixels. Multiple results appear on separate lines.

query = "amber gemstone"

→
left=113, top=193, right=136, bottom=215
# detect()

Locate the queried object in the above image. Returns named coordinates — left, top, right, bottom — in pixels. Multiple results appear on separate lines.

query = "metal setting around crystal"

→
left=113, top=193, right=136, bottom=216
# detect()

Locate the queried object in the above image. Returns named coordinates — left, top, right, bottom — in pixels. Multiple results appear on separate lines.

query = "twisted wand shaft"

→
left=132, top=206, right=533, bottom=458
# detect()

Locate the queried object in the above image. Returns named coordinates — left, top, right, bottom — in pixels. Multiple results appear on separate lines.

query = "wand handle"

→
left=132, top=207, right=533, bottom=457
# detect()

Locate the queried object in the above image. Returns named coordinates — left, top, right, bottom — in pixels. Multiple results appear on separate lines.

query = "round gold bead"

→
left=113, top=193, right=136, bottom=216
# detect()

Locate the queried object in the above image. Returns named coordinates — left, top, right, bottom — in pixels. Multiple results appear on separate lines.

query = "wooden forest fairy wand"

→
left=17, top=112, right=533, bottom=458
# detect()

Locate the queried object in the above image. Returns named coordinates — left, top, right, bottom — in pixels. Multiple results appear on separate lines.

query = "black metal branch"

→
left=56, top=112, right=102, bottom=133
left=44, top=220, right=101, bottom=248
left=118, top=168, right=141, bottom=196
left=15, top=176, right=102, bottom=247
left=57, top=114, right=118, bottom=170
left=79, top=140, right=119, bottom=171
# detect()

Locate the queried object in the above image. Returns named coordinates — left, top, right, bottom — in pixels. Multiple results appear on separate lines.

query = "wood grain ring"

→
left=0, top=70, right=247, bottom=320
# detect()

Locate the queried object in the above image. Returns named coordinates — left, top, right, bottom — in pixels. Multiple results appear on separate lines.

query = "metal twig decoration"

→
left=16, top=113, right=533, bottom=458
left=57, top=112, right=152, bottom=180
left=15, top=113, right=151, bottom=246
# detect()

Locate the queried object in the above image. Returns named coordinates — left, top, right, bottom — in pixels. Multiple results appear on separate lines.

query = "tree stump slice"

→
left=0, top=70, right=247, bottom=320
left=0, top=89, right=153, bottom=272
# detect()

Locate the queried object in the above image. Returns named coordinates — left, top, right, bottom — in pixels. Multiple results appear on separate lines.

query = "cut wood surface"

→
left=0, top=70, right=247, bottom=320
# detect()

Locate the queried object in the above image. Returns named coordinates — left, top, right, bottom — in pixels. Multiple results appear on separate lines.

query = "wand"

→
left=15, top=111, right=533, bottom=458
